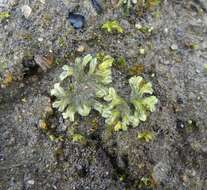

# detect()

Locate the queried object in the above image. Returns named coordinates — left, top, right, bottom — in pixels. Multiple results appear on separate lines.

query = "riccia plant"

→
left=51, top=54, right=114, bottom=121
left=95, top=76, right=158, bottom=131
left=101, top=20, right=123, bottom=33
left=51, top=54, right=158, bottom=131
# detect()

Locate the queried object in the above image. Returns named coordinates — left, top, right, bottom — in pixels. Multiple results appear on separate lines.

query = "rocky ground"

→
left=0, top=0, right=207, bottom=189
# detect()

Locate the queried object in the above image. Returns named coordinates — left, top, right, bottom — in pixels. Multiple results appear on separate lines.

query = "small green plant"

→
left=58, top=37, right=66, bottom=48
left=71, top=133, right=85, bottom=143
left=0, top=11, right=10, bottom=21
left=140, top=176, right=151, bottom=186
left=96, top=76, right=158, bottom=131
left=117, top=56, right=126, bottom=66
left=51, top=54, right=158, bottom=131
left=137, top=131, right=154, bottom=142
left=114, top=56, right=128, bottom=70
left=95, top=87, right=131, bottom=131
left=136, top=25, right=154, bottom=34
left=51, top=54, right=114, bottom=121
left=102, top=20, right=123, bottom=33
left=138, top=176, right=155, bottom=188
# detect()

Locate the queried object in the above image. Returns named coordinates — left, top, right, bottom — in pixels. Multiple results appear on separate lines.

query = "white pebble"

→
left=39, top=0, right=45, bottom=4
left=27, top=180, right=35, bottom=185
left=135, top=23, right=142, bottom=29
left=38, top=37, right=44, bottom=42
left=139, top=48, right=145, bottom=55
left=170, top=44, right=178, bottom=50
left=21, top=5, right=32, bottom=18
left=164, top=28, right=168, bottom=34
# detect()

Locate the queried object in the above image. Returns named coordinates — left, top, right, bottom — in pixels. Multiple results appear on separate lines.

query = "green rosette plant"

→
left=94, top=87, right=131, bottom=131
left=51, top=54, right=114, bottom=121
left=96, top=76, right=158, bottom=131
left=51, top=54, right=158, bottom=131
left=129, top=76, right=158, bottom=127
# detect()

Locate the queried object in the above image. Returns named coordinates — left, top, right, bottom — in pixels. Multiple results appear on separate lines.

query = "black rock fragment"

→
left=0, top=153, right=4, bottom=161
left=22, top=54, right=53, bottom=77
left=75, top=164, right=88, bottom=177
left=176, top=119, right=185, bottom=130
left=68, top=12, right=85, bottom=30
left=22, top=57, right=39, bottom=76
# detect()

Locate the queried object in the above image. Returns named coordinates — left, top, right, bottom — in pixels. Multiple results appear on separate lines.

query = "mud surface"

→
left=0, top=0, right=207, bottom=189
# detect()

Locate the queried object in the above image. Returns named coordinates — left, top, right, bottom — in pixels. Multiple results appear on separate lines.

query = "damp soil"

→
left=0, top=0, right=207, bottom=190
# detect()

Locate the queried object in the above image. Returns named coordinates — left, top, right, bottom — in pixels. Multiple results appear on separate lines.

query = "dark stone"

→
left=68, top=13, right=85, bottom=30
left=176, top=119, right=185, bottom=130
left=0, top=153, right=4, bottom=161
left=76, top=164, right=88, bottom=177
left=22, top=57, right=39, bottom=76
left=177, top=97, right=184, bottom=104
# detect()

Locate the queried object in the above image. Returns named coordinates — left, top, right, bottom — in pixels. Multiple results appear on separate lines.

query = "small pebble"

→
left=132, top=0, right=137, bottom=4
left=175, top=28, right=183, bottom=37
left=195, top=69, right=200, bottom=74
left=38, top=119, right=47, bottom=130
left=9, top=137, right=16, bottom=145
left=135, top=23, right=142, bottom=29
left=148, top=26, right=154, bottom=33
left=76, top=164, right=88, bottom=177
left=76, top=45, right=85, bottom=52
left=21, top=5, right=32, bottom=18
left=139, top=48, right=145, bottom=55
left=164, top=28, right=169, bottom=33
left=38, top=37, right=44, bottom=42
left=0, top=154, right=4, bottom=161
left=68, top=12, right=85, bottom=30
left=34, top=54, right=53, bottom=71
left=52, top=185, right=57, bottom=190
left=27, top=180, right=35, bottom=185
left=170, top=44, right=178, bottom=51
left=22, top=57, right=38, bottom=76
left=39, top=0, right=45, bottom=4
left=177, top=97, right=183, bottom=104
left=176, top=119, right=185, bottom=129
